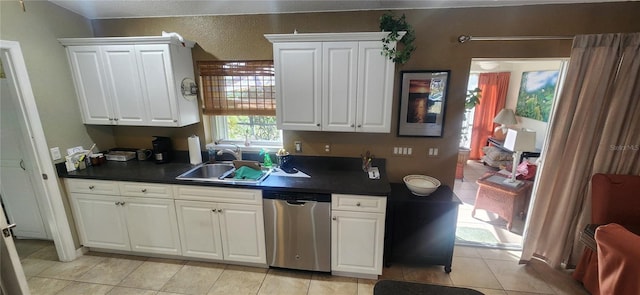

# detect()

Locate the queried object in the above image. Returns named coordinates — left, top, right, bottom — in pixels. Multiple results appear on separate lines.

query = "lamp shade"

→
left=493, top=109, right=517, bottom=125
left=503, top=129, right=536, bottom=152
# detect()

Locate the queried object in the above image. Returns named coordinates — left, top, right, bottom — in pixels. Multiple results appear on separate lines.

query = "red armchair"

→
left=594, top=223, right=640, bottom=295
left=572, top=173, right=640, bottom=295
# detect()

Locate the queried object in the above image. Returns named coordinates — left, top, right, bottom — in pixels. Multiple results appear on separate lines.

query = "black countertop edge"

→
left=56, top=153, right=391, bottom=196
left=390, top=183, right=462, bottom=204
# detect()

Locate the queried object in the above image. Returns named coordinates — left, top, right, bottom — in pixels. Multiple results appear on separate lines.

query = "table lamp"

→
left=493, top=109, right=517, bottom=140
left=502, top=128, right=536, bottom=186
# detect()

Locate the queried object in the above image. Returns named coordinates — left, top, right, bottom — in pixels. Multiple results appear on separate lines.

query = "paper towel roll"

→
left=188, top=135, right=202, bottom=165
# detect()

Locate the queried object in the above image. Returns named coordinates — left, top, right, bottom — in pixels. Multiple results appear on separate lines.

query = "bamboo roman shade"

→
left=198, top=60, right=276, bottom=116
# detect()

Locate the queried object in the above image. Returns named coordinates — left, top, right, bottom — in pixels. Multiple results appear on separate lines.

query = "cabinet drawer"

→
left=332, top=194, right=386, bottom=213
left=174, top=185, right=262, bottom=205
left=119, top=182, right=173, bottom=199
left=65, top=179, right=120, bottom=195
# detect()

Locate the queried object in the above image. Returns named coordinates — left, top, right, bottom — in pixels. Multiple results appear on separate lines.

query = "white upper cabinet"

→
left=272, top=42, right=322, bottom=131
left=265, top=32, right=400, bottom=133
left=60, top=36, right=200, bottom=127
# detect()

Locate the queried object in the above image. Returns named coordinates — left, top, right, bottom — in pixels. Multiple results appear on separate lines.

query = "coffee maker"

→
left=152, top=136, right=172, bottom=164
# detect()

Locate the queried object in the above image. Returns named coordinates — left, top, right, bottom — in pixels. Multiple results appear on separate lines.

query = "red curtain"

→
left=469, top=72, right=511, bottom=160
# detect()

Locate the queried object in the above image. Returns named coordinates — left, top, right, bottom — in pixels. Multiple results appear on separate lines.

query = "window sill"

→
left=206, top=142, right=283, bottom=153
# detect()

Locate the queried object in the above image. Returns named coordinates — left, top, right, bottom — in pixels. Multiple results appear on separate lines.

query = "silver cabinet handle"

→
left=141, top=189, right=147, bottom=193
left=115, top=202, right=120, bottom=206
left=173, top=120, right=178, bottom=123
left=212, top=209, right=216, bottom=213
left=316, top=123, right=321, bottom=127
left=356, top=202, right=361, bottom=206
left=20, top=159, right=26, bottom=171
left=350, top=124, right=355, bottom=127
left=120, top=202, right=125, bottom=206
left=89, top=185, right=95, bottom=190
left=357, top=124, right=362, bottom=128
left=218, top=209, right=222, bottom=213
left=114, top=118, right=119, bottom=121
left=332, top=216, right=337, bottom=221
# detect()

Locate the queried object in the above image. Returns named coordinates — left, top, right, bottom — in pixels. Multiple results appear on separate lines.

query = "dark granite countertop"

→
left=57, top=154, right=390, bottom=196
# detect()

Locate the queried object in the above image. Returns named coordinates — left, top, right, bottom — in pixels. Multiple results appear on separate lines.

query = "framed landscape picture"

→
left=516, top=70, right=560, bottom=122
left=398, top=70, right=450, bottom=137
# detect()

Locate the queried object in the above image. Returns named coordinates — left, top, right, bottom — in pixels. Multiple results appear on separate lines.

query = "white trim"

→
left=58, top=36, right=194, bottom=48
left=0, top=40, right=77, bottom=262
left=264, top=31, right=405, bottom=43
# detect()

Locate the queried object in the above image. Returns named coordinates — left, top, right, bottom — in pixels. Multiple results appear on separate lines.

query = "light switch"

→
left=50, top=147, right=61, bottom=160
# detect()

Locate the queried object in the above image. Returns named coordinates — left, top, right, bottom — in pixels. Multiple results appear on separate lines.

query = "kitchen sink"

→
left=176, top=162, right=272, bottom=184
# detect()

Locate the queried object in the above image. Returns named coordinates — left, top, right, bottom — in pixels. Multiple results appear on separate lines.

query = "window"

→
left=199, top=61, right=281, bottom=145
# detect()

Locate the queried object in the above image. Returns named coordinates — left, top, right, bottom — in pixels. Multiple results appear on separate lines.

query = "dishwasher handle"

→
left=285, top=200, right=315, bottom=206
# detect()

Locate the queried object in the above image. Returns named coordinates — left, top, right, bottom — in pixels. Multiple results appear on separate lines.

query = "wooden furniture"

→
left=385, top=183, right=461, bottom=273
left=264, top=32, right=399, bottom=133
left=473, top=173, right=533, bottom=230
left=59, top=36, right=200, bottom=127
left=331, top=194, right=387, bottom=279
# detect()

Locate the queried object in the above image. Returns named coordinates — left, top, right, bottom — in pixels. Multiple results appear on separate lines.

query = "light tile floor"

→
left=454, top=160, right=526, bottom=248
left=15, top=239, right=589, bottom=295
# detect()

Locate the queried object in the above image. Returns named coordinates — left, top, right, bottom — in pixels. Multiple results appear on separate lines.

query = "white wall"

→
left=0, top=1, right=116, bottom=157
left=503, top=60, right=563, bottom=149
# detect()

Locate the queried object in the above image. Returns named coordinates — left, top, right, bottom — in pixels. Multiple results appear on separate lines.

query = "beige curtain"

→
left=521, top=33, right=640, bottom=268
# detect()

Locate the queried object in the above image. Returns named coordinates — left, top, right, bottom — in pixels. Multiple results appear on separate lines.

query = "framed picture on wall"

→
left=515, top=70, right=559, bottom=122
left=398, top=70, right=450, bottom=137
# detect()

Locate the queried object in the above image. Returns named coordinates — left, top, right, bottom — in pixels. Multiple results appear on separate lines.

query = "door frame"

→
left=1, top=40, right=76, bottom=262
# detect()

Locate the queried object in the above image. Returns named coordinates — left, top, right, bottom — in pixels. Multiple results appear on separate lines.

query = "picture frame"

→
left=515, top=70, right=559, bottom=123
left=398, top=70, right=450, bottom=137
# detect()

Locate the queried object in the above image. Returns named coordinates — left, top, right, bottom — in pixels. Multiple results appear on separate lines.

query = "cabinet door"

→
left=218, top=203, right=266, bottom=264
left=174, top=200, right=224, bottom=260
left=273, top=42, right=322, bottom=131
left=322, top=42, right=358, bottom=132
left=66, top=46, right=114, bottom=125
left=356, top=41, right=395, bottom=133
left=101, top=45, right=148, bottom=125
left=70, top=193, right=130, bottom=251
left=123, top=197, right=182, bottom=255
left=331, top=211, right=385, bottom=275
left=135, top=44, right=179, bottom=126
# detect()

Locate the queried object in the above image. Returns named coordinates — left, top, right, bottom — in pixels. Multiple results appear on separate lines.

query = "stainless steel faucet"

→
left=216, top=144, right=242, bottom=160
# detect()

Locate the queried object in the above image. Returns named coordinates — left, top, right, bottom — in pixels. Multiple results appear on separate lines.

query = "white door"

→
left=218, top=203, right=266, bottom=264
left=123, top=197, right=181, bottom=255
left=273, top=42, right=322, bottom=131
left=175, top=200, right=223, bottom=260
left=70, top=193, right=130, bottom=251
left=331, top=211, right=385, bottom=275
left=135, top=44, right=178, bottom=126
left=322, top=42, right=358, bottom=132
left=356, top=41, right=394, bottom=133
left=101, top=45, right=148, bottom=125
left=66, top=46, right=114, bottom=125
left=0, top=75, right=48, bottom=239
left=0, top=202, right=30, bottom=295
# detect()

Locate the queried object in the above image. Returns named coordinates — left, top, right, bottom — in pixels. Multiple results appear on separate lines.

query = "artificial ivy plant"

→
left=379, top=12, right=416, bottom=64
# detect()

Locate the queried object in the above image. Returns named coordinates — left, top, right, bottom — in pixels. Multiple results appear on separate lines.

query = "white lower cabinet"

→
left=174, top=185, right=266, bottom=265
left=70, top=193, right=181, bottom=255
left=123, top=197, right=181, bottom=255
left=71, top=193, right=130, bottom=251
left=67, top=179, right=181, bottom=256
left=331, top=194, right=386, bottom=278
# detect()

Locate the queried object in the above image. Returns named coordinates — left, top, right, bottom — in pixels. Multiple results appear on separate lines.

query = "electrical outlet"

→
left=294, top=141, right=302, bottom=153
left=50, top=147, right=62, bottom=160
left=428, top=147, right=439, bottom=157
left=324, top=144, right=331, bottom=153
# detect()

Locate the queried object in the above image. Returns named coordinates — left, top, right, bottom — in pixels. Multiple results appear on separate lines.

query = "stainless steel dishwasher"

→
left=263, top=190, right=331, bottom=272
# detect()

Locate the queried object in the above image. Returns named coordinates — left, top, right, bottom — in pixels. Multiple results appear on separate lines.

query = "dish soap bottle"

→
left=260, top=149, right=273, bottom=168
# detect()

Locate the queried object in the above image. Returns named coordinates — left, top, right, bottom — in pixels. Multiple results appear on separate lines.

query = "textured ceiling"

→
left=47, top=0, right=633, bottom=19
